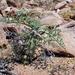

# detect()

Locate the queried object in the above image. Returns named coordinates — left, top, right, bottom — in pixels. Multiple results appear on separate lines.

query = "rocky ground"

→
left=0, top=0, right=75, bottom=75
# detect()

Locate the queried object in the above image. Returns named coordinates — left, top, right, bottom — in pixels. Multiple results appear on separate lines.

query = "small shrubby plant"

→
left=4, top=9, right=64, bottom=64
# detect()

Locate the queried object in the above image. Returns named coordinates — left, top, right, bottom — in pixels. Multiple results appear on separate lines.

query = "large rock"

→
left=43, top=21, right=75, bottom=56
left=0, top=0, right=8, bottom=10
left=72, top=0, right=75, bottom=2
left=3, top=7, right=19, bottom=17
left=0, top=0, right=8, bottom=16
left=0, top=23, right=11, bottom=58
left=58, top=21, right=75, bottom=56
left=40, top=11, right=64, bottom=26
left=55, top=1, right=67, bottom=10
left=0, top=22, right=28, bottom=59
left=54, top=0, right=72, bottom=10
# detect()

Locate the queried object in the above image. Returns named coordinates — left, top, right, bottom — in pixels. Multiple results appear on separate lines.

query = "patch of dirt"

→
left=8, top=57, right=75, bottom=75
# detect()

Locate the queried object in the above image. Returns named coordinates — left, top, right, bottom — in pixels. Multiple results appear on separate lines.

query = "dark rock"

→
left=0, top=59, right=13, bottom=75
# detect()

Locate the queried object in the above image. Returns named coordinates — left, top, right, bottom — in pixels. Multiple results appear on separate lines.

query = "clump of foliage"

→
left=4, top=9, right=64, bottom=64
left=11, top=29, right=41, bottom=64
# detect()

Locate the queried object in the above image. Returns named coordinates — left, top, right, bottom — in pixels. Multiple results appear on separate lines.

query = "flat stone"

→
left=58, top=21, right=75, bottom=56
left=55, top=1, right=67, bottom=10
left=40, top=11, right=63, bottom=26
